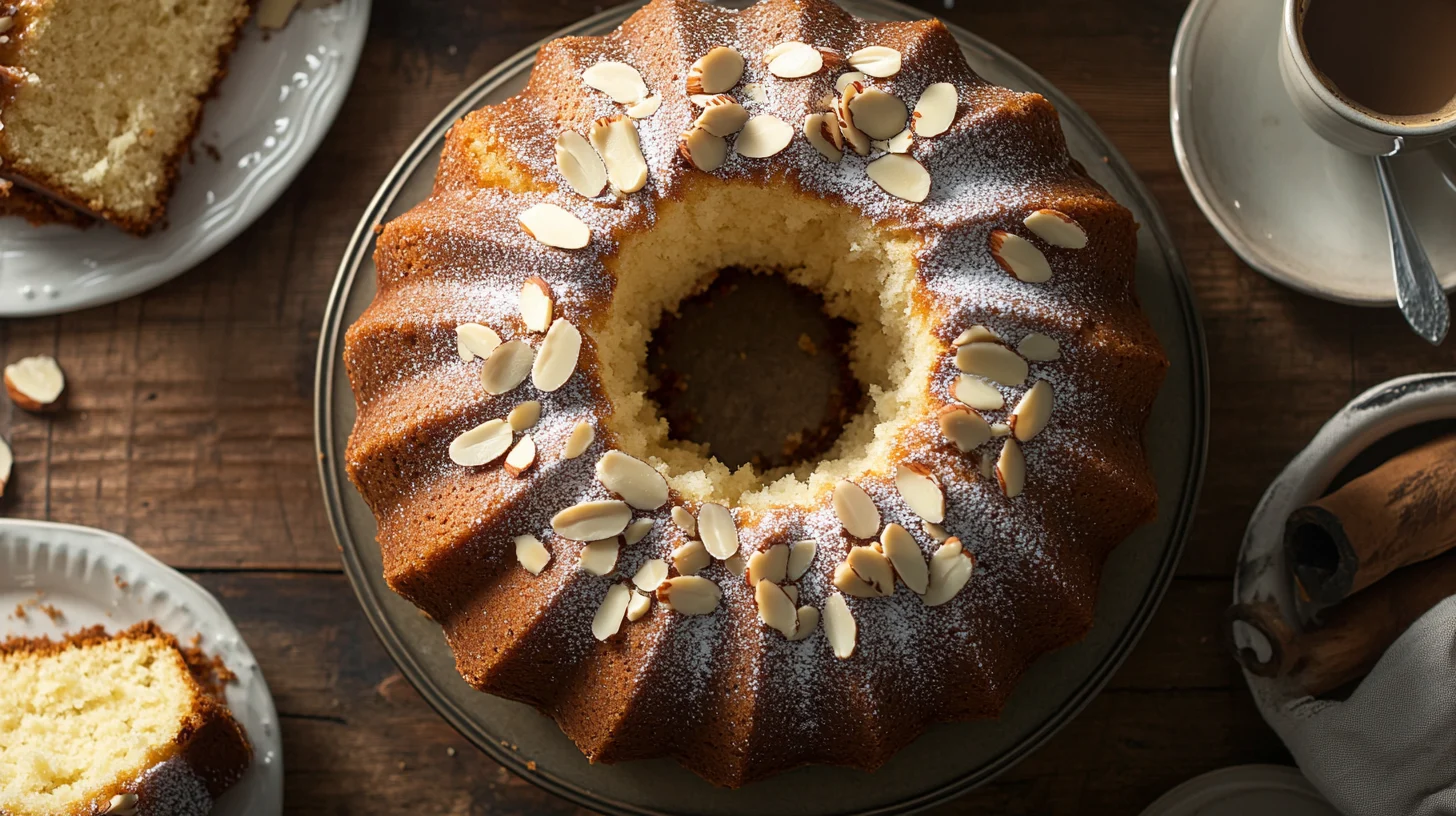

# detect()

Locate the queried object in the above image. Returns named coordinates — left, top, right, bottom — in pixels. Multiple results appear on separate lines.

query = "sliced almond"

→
left=847, top=45, right=901, bottom=77
left=765, top=41, right=822, bottom=78
left=514, top=534, right=551, bottom=575
left=673, top=540, right=712, bottom=576
left=803, top=112, right=843, bottom=162
left=671, top=505, right=697, bottom=536
left=455, top=323, right=501, bottom=362
left=627, top=590, right=653, bottom=621
left=1009, top=380, right=1054, bottom=442
left=579, top=539, right=620, bottom=576
left=564, top=420, right=594, bottom=459
left=912, top=82, right=957, bottom=137
left=870, top=128, right=912, bottom=154
left=1017, top=332, right=1061, bottom=362
left=846, top=546, right=894, bottom=596
left=745, top=544, right=789, bottom=586
left=979, top=454, right=995, bottom=479
left=784, top=585, right=799, bottom=604
left=552, top=500, right=631, bottom=541
left=694, top=95, right=749, bottom=136
left=835, top=71, right=867, bottom=93
left=786, top=540, right=818, bottom=581
left=955, top=342, right=1028, bottom=386
left=595, top=450, right=669, bottom=510
left=823, top=593, right=856, bottom=658
left=953, top=375, right=1004, bottom=411
left=697, top=502, right=740, bottom=559
left=894, top=463, right=944, bottom=524
left=508, top=400, right=541, bottom=431
left=4, top=356, right=64, bottom=412
left=880, top=522, right=928, bottom=594
left=724, top=553, right=746, bottom=577
left=866, top=153, right=930, bottom=203
left=991, top=422, right=1012, bottom=437
left=923, top=537, right=976, bottom=607
left=0, top=438, right=11, bottom=497
left=741, top=82, right=767, bottom=103
left=657, top=576, right=721, bottom=615
left=592, top=584, right=631, bottom=641
left=688, top=93, right=719, bottom=107
left=1024, top=209, right=1088, bottom=249
left=590, top=114, right=648, bottom=194
left=833, top=480, right=880, bottom=539
left=531, top=318, right=581, bottom=392
left=633, top=558, right=669, bottom=591
left=624, top=518, right=654, bottom=546
left=847, top=88, right=907, bottom=140
left=625, top=93, right=660, bottom=119
left=922, top=521, right=951, bottom=543
left=448, top=419, right=512, bottom=466
left=581, top=61, right=647, bottom=103
left=480, top=339, right=534, bottom=395
left=788, top=605, right=819, bottom=641
left=996, top=439, right=1026, bottom=498
left=989, top=230, right=1052, bottom=283
left=756, top=580, right=798, bottom=637
left=687, top=46, right=745, bottom=95
left=938, top=404, right=992, bottom=451
left=519, top=203, right=590, bottom=249
left=953, top=325, right=999, bottom=346
left=735, top=115, right=793, bottom=158
left=679, top=127, right=728, bottom=172
left=518, top=277, right=554, bottom=333
left=835, top=81, right=871, bottom=156
left=504, top=434, right=537, bottom=477
left=554, top=131, right=607, bottom=197
left=833, top=561, right=880, bottom=598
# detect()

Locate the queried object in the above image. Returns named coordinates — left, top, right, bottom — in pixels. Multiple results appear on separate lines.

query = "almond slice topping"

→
left=823, top=593, right=857, bottom=658
left=688, top=93, right=719, bottom=107
left=870, top=128, right=912, bottom=154
left=448, top=419, right=513, bottom=466
left=833, top=480, right=880, bottom=539
left=991, top=422, right=1012, bottom=437
left=672, top=541, right=711, bottom=576
left=625, top=93, right=661, bottom=119
left=847, top=87, right=907, bottom=140
left=880, top=522, right=928, bottom=594
left=687, top=46, right=745, bottom=95
left=955, top=342, right=1028, bottom=386
left=989, top=230, right=1052, bottom=283
left=745, top=544, right=789, bottom=586
left=697, top=502, right=740, bottom=559
left=866, top=153, right=930, bottom=203
left=480, top=339, right=534, bottom=395
left=627, top=590, right=653, bottom=621
left=846, top=546, right=895, bottom=596
left=803, top=113, right=843, bottom=162
left=922, top=521, right=951, bottom=543
left=633, top=559, right=669, bottom=591
left=953, top=325, right=1000, bottom=346
left=455, top=323, right=501, bottom=362
left=784, top=585, right=800, bottom=604
left=679, top=127, right=729, bottom=172
left=694, top=95, right=749, bottom=136
left=592, top=583, right=631, bottom=641
left=518, top=277, right=554, bottom=333
left=756, top=580, right=799, bottom=637
left=554, top=131, right=607, bottom=197
left=590, top=115, right=649, bottom=194
left=847, top=45, right=901, bottom=77
left=1024, top=209, right=1088, bottom=249
left=531, top=318, right=581, bottom=392
left=835, top=71, right=867, bottom=93
left=508, top=400, right=541, bottom=431
left=504, top=434, right=537, bottom=477
left=671, top=506, right=697, bottom=536
left=657, top=576, right=721, bottom=615
left=953, top=375, right=1004, bottom=411
left=514, top=534, right=551, bottom=575
left=832, top=561, right=880, bottom=597
left=765, top=41, right=822, bottom=78
left=624, top=518, right=654, bottom=546
left=923, top=537, right=976, bottom=606
left=595, top=450, right=669, bottom=510
left=787, top=540, right=818, bottom=581
left=552, top=500, right=631, bottom=541
left=519, top=203, right=590, bottom=249
left=0, top=438, right=11, bottom=497
left=996, top=438, right=1026, bottom=498
left=735, top=115, right=793, bottom=158
left=1010, top=380, right=1054, bottom=442
left=894, top=463, right=945, bottom=524
left=741, top=82, right=767, bottom=103
left=938, top=404, right=992, bottom=451
left=581, top=60, right=648, bottom=103
left=724, top=553, right=746, bottom=577
left=578, top=539, right=620, bottom=576
left=788, top=605, right=819, bottom=641
left=563, top=420, right=594, bottom=459
left=835, top=81, right=871, bottom=156
left=1017, top=332, right=1061, bottom=361
left=912, top=82, right=957, bottom=137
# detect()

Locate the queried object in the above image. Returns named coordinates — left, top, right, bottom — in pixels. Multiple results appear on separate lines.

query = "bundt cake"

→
left=344, top=0, right=1167, bottom=787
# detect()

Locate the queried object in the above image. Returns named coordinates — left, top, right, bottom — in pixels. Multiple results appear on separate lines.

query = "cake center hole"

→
left=645, top=268, right=867, bottom=471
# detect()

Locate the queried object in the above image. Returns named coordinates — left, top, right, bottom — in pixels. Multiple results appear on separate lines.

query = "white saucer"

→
left=0, top=519, right=282, bottom=816
left=0, top=2, right=370, bottom=317
left=1171, top=0, right=1456, bottom=306
left=1140, top=766, right=1339, bottom=816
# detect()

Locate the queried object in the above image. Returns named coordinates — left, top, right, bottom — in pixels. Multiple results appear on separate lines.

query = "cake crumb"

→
left=526, top=760, right=538, bottom=771
left=114, top=575, right=130, bottom=590
left=446, top=747, right=456, bottom=757
left=36, top=603, right=63, bottom=623
left=11, top=603, right=26, bottom=621
left=797, top=333, right=818, bottom=355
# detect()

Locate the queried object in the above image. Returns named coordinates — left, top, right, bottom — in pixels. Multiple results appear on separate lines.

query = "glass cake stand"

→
left=314, top=2, right=1210, bottom=812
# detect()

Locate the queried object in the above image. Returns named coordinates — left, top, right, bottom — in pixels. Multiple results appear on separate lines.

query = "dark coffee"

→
left=1300, top=0, right=1456, bottom=119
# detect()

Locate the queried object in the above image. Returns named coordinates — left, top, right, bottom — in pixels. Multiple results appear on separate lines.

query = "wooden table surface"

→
left=3, top=0, right=1452, bottom=812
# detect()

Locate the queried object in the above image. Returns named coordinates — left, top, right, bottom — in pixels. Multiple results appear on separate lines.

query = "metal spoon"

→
left=1373, top=147, right=1449, bottom=345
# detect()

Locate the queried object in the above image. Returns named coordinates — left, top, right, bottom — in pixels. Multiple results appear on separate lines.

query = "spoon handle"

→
left=1374, top=155, right=1449, bottom=345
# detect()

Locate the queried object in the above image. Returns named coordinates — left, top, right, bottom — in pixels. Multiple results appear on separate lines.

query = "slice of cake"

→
left=0, top=0, right=252, bottom=233
left=0, top=623, right=252, bottom=816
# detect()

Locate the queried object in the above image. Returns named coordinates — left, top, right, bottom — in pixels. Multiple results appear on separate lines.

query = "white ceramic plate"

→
left=1170, top=0, right=1456, bottom=306
left=1140, top=766, right=1338, bottom=816
left=0, top=519, right=282, bottom=816
left=0, top=2, right=370, bottom=317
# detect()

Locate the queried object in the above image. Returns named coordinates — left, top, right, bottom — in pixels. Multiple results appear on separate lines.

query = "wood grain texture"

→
left=2, top=0, right=1451, bottom=810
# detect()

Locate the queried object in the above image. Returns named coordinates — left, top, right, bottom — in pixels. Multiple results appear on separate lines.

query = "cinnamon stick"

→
left=1285, top=433, right=1456, bottom=605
